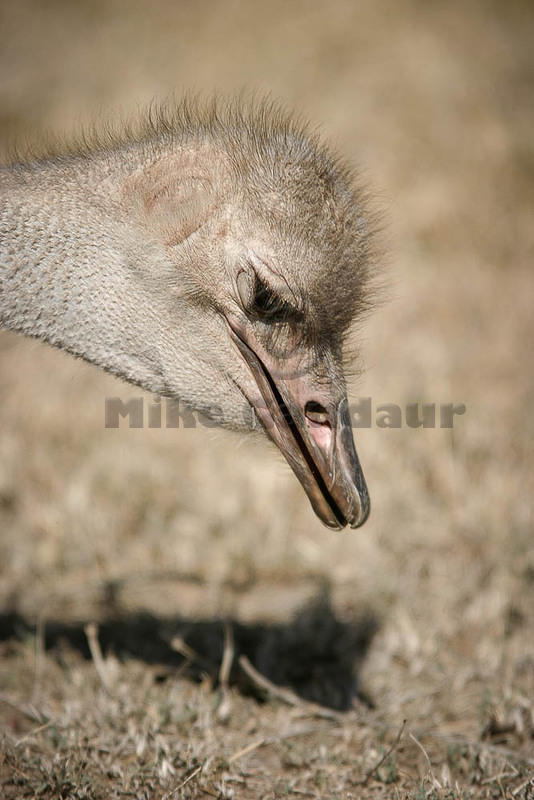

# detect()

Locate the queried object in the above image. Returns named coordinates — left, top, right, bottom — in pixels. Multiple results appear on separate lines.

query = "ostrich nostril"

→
left=305, top=401, right=331, bottom=427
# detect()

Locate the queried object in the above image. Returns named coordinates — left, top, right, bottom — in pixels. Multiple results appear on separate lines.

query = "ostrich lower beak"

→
left=228, top=323, right=370, bottom=530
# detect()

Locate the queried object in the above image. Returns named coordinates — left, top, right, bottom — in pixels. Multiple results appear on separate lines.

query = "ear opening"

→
left=124, top=146, right=229, bottom=247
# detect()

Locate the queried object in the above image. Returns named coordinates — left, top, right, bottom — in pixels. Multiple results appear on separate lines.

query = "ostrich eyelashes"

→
left=252, top=278, right=290, bottom=321
left=237, top=269, right=300, bottom=323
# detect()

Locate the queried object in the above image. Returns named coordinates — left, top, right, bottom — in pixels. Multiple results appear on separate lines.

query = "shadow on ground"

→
left=0, top=595, right=378, bottom=711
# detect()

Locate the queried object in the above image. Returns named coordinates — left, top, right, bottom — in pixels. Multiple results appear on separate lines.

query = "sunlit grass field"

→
left=1, top=1, right=533, bottom=797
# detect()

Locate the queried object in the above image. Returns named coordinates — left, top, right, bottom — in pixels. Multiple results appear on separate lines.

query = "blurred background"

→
left=0, top=0, right=533, bottom=789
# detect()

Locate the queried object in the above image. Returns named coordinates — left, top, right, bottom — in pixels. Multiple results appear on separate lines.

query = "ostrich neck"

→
left=0, top=149, right=192, bottom=396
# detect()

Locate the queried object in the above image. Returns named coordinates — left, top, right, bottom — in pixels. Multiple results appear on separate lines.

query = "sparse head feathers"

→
left=30, top=95, right=376, bottom=346
left=130, top=96, right=378, bottom=345
left=14, top=94, right=378, bottom=351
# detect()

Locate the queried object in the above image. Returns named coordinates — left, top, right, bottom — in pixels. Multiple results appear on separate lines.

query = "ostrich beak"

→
left=227, top=321, right=370, bottom=530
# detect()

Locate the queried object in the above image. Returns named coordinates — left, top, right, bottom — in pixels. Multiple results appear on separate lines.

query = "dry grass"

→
left=1, top=1, right=533, bottom=797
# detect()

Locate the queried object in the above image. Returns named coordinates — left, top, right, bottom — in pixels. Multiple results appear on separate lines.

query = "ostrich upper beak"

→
left=227, top=320, right=370, bottom=530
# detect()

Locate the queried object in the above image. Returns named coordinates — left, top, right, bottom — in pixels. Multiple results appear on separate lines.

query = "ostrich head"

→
left=117, top=101, right=374, bottom=528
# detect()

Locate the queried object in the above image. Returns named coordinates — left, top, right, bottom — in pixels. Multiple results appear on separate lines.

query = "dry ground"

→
left=1, top=1, right=533, bottom=797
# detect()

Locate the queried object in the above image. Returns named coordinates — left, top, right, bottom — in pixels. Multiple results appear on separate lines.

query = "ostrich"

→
left=0, top=98, right=373, bottom=530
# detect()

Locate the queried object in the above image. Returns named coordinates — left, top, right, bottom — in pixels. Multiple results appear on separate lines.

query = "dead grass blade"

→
left=354, top=719, right=406, bottom=786
left=163, top=764, right=203, bottom=798
left=219, top=621, right=234, bottom=690
left=84, top=622, right=113, bottom=694
left=0, top=692, right=49, bottom=725
left=238, top=655, right=345, bottom=721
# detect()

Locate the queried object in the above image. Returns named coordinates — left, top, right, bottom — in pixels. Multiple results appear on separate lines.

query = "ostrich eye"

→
left=251, top=276, right=300, bottom=323
left=237, top=266, right=301, bottom=323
